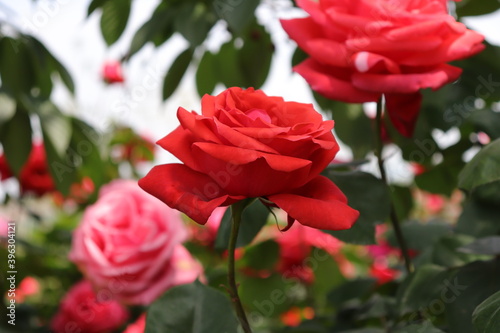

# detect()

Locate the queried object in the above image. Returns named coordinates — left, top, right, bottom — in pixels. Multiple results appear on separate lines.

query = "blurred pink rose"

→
left=51, top=280, right=129, bottom=333
left=123, top=314, right=146, bottom=333
left=69, top=180, right=202, bottom=305
left=369, top=261, right=400, bottom=285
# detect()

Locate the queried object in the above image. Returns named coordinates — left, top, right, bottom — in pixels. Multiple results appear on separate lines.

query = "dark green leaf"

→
left=0, top=93, right=16, bottom=126
left=215, top=199, right=269, bottom=250
left=386, top=221, right=451, bottom=252
left=415, top=162, right=462, bottom=196
left=325, top=171, right=391, bottom=244
left=393, top=321, right=445, bottom=333
left=0, top=37, right=36, bottom=96
left=458, top=236, right=500, bottom=256
left=431, top=235, right=478, bottom=267
left=145, top=281, right=238, bottom=333
left=456, top=198, right=500, bottom=237
left=459, top=138, right=500, bottom=191
left=468, top=109, right=500, bottom=140
left=456, top=0, right=500, bottom=17
left=127, top=3, right=173, bottom=58
left=320, top=98, right=373, bottom=159
left=396, top=264, right=454, bottom=315
left=444, top=260, right=500, bottom=333
left=327, top=278, right=377, bottom=306
left=196, top=51, right=217, bottom=97
left=175, top=2, right=215, bottom=47
left=215, top=41, right=246, bottom=88
left=291, top=47, right=308, bottom=67
left=238, top=23, right=273, bottom=88
left=162, top=48, right=194, bottom=100
left=87, top=0, right=110, bottom=16
left=0, top=107, right=32, bottom=176
left=213, top=0, right=261, bottom=35
left=242, top=240, right=279, bottom=271
left=391, top=186, right=414, bottom=221
left=311, top=249, right=346, bottom=298
left=472, top=290, right=500, bottom=333
left=100, top=0, right=131, bottom=45
left=240, top=273, right=293, bottom=316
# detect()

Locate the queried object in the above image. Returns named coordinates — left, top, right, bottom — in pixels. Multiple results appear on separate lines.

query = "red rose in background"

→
left=102, top=60, right=124, bottom=84
left=139, top=87, right=359, bottom=231
left=275, top=223, right=352, bottom=283
left=281, top=0, right=484, bottom=137
left=369, top=261, right=400, bottom=285
left=69, top=180, right=202, bottom=305
left=51, top=280, right=129, bottom=333
left=123, top=314, right=146, bottom=333
left=0, top=143, right=55, bottom=196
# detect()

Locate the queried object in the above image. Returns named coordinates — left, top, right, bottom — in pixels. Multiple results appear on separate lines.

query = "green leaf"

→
left=238, top=22, right=273, bottom=88
left=87, top=0, right=110, bottom=16
left=458, top=236, right=500, bottom=256
left=38, top=102, right=71, bottom=156
left=215, top=199, right=269, bottom=250
left=396, top=264, right=454, bottom=315
left=240, top=273, right=293, bottom=316
left=324, top=171, right=391, bottom=245
left=415, top=162, right=462, bottom=196
left=215, top=41, right=246, bottom=88
left=145, top=281, right=238, bottom=333
left=459, top=138, right=500, bottom=191
left=456, top=198, right=500, bottom=237
left=242, top=240, right=279, bottom=271
left=391, top=186, right=414, bottom=221
left=386, top=221, right=451, bottom=252
left=0, top=37, right=36, bottom=96
left=291, top=47, right=308, bottom=67
left=196, top=51, right=217, bottom=97
left=311, top=249, right=347, bottom=299
left=319, top=98, right=373, bottom=159
left=175, top=2, right=215, bottom=47
left=467, top=109, right=500, bottom=141
left=0, top=107, right=32, bottom=176
left=444, top=260, right=500, bottom=333
left=393, top=321, right=445, bottom=333
left=473, top=290, right=500, bottom=333
left=100, top=0, right=131, bottom=45
left=431, top=235, right=478, bottom=267
left=127, top=3, right=173, bottom=58
left=0, top=93, right=16, bottom=126
left=327, top=278, right=377, bottom=306
left=162, top=48, right=194, bottom=100
left=213, top=0, right=261, bottom=35
left=456, top=0, right=500, bottom=17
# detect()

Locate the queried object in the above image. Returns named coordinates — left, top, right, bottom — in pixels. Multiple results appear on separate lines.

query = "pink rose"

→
left=69, top=180, right=202, bottom=305
left=102, top=60, right=124, bottom=84
left=51, top=280, right=129, bottom=333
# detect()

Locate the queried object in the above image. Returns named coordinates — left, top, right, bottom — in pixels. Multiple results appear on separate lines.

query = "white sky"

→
left=0, top=0, right=499, bottom=182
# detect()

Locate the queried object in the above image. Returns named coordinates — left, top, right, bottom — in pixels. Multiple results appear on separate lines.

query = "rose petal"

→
left=294, top=59, right=380, bottom=103
left=138, top=164, right=241, bottom=225
left=268, top=175, right=359, bottom=230
left=385, top=92, right=423, bottom=138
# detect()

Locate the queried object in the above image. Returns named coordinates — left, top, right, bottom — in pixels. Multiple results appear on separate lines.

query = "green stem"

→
left=375, top=97, right=414, bottom=274
left=228, top=202, right=253, bottom=333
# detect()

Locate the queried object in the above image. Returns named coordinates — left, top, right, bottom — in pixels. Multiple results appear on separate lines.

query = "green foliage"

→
left=324, top=171, right=391, bottom=244
left=0, top=107, right=32, bottom=176
left=215, top=199, right=270, bottom=250
left=145, top=281, right=239, bottom=333
left=99, top=0, right=132, bottom=45
left=472, top=290, right=500, bottom=333
left=163, top=48, right=195, bottom=100
left=459, top=138, right=500, bottom=191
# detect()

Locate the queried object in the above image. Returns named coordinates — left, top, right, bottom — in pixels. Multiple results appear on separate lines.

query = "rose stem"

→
left=228, top=202, right=253, bottom=333
left=375, top=97, right=414, bottom=274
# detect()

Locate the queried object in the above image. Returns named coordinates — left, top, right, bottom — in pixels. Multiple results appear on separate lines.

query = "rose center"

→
left=245, top=108, right=272, bottom=123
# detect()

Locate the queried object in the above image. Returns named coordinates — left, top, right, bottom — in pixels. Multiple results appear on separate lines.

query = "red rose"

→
left=102, top=60, right=124, bottom=84
left=51, top=280, right=129, bottom=333
left=281, top=0, right=484, bottom=137
left=0, top=143, right=55, bottom=196
left=139, top=87, right=359, bottom=231
left=123, top=314, right=146, bottom=333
